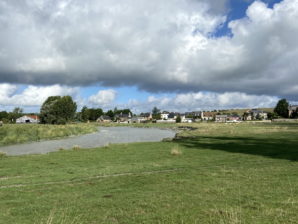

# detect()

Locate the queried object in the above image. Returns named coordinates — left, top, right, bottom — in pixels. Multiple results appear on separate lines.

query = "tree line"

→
left=1, top=96, right=297, bottom=124
left=0, top=96, right=132, bottom=124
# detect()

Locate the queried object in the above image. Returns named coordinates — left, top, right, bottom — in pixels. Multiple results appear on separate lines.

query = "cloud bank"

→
left=0, top=0, right=297, bottom=98
left=0, top=84, right=278, bottom=113
left=126, top=92, right=279, bottom=113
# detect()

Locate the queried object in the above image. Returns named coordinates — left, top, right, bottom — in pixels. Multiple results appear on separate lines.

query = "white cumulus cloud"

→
left=0, top=83, right=79, bottom=107
left=88, top=89, right=117, bottom=107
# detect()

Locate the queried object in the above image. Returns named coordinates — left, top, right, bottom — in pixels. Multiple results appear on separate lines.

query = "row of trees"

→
left=0, top=107, right=24, bottom=123
left=40, top=96, right=133, bottom=124
left=0, top=96, right=133, bottom=124
left=78, top=107, right=132, bottom=122
left=1, top=97, right=296, bottom=124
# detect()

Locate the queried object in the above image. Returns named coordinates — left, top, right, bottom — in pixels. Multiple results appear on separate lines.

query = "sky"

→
left=0, top=0, right=297, bottom=113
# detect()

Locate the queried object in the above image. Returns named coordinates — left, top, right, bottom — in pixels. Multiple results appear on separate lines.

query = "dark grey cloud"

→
left=0, top=0, right=298, bottom=99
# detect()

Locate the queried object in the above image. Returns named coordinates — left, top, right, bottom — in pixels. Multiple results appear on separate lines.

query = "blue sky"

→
left=0, top=0, right=297, bottom=113
left=215, top=0, right=283, bottom=37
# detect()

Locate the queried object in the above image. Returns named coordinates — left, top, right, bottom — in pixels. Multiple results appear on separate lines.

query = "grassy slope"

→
left=0, top=123, right=297, bottom=223
left=0, top=123, right=97, bottom=146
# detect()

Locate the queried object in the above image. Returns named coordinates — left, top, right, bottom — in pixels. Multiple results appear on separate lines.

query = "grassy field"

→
left=0, top=123, right=98, bottom=146
left=0, top=122, right=297, bottom=223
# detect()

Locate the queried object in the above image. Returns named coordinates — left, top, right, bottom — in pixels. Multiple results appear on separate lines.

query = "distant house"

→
left=115, top=112, right=132, bottom=123
left=243, top=111, right=252, bottom=121
left=201, top=112, right=216, bottom=121
left=16, top=115, right=40, bottom=124
left=140, top=113, right=152, bottom=121
left=182, top=117, right=193, bottom=123
left=288, top=105, right=298, bottom=117
left=131, top=116, right=149, bottom=123
left=97, top=115, right=112, bottom=123
left=161, top=111, right=170, bottom=120
left=215, top=115, right=227, bottom=123
left=227, top=115, right=241, bottom=122
left=168, top=112, right=180, bottom=120
left=251, top=109, right=268, bottom=120
left=243, top=109, right=268, bottom=120
left=185, top=111, right=201, bottom=118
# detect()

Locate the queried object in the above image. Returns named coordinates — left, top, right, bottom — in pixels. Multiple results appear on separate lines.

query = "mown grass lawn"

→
left=0, top=122, right=297, bottom=223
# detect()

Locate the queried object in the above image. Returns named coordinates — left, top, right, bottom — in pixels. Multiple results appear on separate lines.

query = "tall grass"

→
left=0, top=123, right=97, bottom=146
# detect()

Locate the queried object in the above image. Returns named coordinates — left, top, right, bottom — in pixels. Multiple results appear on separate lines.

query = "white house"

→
left=161, top=111, right=170, bottom=120
left=16, top=115, right=40, bottom=124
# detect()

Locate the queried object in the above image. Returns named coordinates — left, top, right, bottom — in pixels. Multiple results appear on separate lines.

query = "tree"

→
left=88, top=108, right=103, bottom=121
left=152, top=107, right=161, bottom=120
left=176, top=115, right=181, bottom=123
left=291, top=108, right=298, bottom=118
left=105, top=110, right=114, bottom=120
left=274, top=99, right=289, bottom=118
left=267, top=112, right=278, bottom=120
left=81, top=106, right=90, bottom=121
left=8, top=107, right=23, bottom=123
left=113, top=108, right=132, bottom=115
left=152, top=107, right=160, bottom=115
left=256, top=113, right=262, bottom=120
left=0, top=111, right=8, bottom=120
left=40, top=96, right=77, bottom=124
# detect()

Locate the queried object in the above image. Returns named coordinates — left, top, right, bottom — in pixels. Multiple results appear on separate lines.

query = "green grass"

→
left=0, top=123, right=297, bottom=223
left=0, top=123, right=98, bottom=146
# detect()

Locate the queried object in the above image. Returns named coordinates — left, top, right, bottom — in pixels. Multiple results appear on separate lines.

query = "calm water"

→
left=0, top=127, right=176, bottom=156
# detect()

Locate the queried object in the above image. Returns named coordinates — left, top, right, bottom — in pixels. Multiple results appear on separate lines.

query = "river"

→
left=0, top=126, right=176, bottom=156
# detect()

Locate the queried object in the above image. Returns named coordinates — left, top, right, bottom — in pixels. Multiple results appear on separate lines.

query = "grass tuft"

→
left=103, top=143, right=110, bottom=149
left=72, top=145, right=81, bottom=151
left=0, top=151, right=7, bottom=158
left=170, top=145, right=182, bottom=156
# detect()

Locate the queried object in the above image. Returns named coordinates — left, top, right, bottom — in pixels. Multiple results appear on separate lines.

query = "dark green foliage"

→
left=292, top=108, right=298, bottom=118
left=89, top=108, right=103, bottom=121
left=267, top=112, right=279, bottom=119
left=176, top=115, right=181, bottom=123
left=6, top=107, right=23, bottom=123
left=105, top=110, right=115, bottom=120
left=0, top=111, right=8, bottom=121
left=274, top=99, right=289, bottom=118
left=81, top=106, right=89, bottom=121
left=80, top=106, right=103, bottom=121
left=152, top=106, right=160, bottom=115
left=40, top=96, right=77, bottom=124
left=114, top=108, right=132, bottom=115
left=152, top=107, right=161, bottom=120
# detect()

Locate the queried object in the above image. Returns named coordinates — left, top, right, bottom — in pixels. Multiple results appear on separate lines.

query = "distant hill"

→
left=218, top=108, right=274, bottom=115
